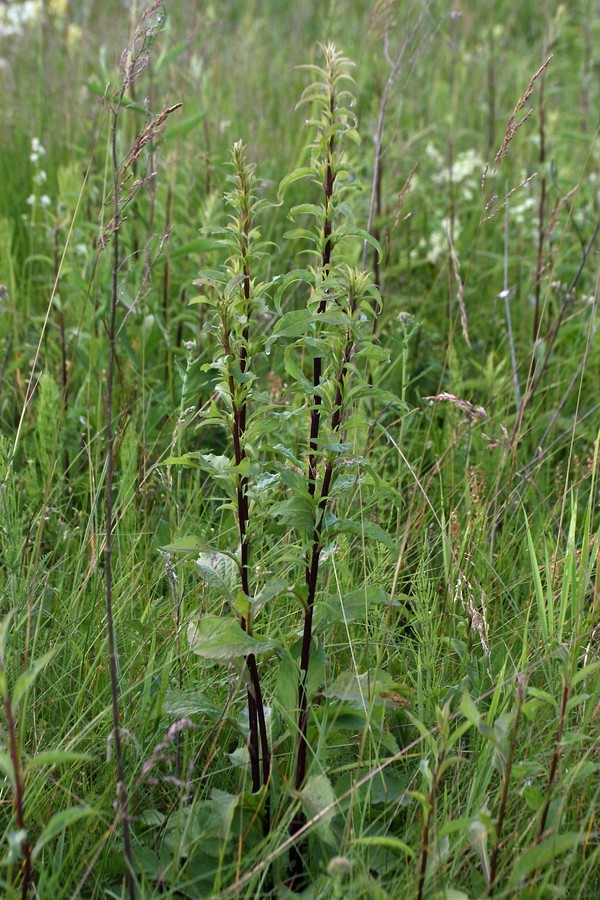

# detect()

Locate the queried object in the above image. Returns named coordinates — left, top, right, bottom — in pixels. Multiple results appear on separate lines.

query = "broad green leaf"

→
left=162, top=537, right=239, bottom=566
left=160, top=452, right=205, bottom=468
left=162, top=689, right=222, bottom=720
left=334, top=586, right=392, bottom=622
left=32, top=807, right=96, bottom=860
left=508, top=833, right=583, bottom=887
left=460, top=692, right=481, bottom=727
left=276, top=639, right=325, bottom=715
left=188, top=616, right=278, bottom=661
left=300, top=773, right=336, bottom=844
left=283, top=353, right=313, bottom=391
left=329, top=518, right=395, bottom=550
left=195, top=550, right=238, bottom=602
left=323, top=670, right=410, bottom=709
left=270, top=496, right=315, bottom=528
left=527, top=687, right=557, bottom=708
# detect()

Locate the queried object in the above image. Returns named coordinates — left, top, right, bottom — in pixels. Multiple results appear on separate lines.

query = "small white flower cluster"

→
left=30, top=135, right=45, bottom=163
left=0, top=1, right=40, bottom=39
left=509, top=195, right=537, bottom=224
left=26, top=194, right=51, bottom=208
left=432, top=147, right=485, bottom=200
left=412, top=216, right=461, bottom=265
left=27, top=137, right=52, bottom=210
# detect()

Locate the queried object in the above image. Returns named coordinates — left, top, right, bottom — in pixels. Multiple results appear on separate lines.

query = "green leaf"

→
left=195, top=560, right=236, bottom=605
left=283, top=352, right=313, bottom=391
left=300, top=773, right=337, bottom=844
left=265, top=309, right=313, bottom=354
left=162, top=689, right=222, bottom=721
left=460, top=692, right=481, bottom=727
left=571, top=659, right=600, bottom=687
left=352, top=835, right=415, bottom=858
left=162, top=537, right=240, bottom=566
left=323, top=670, right=410, bottom=708
left=0, top=750, right=15, bottom=787
left=32, top=807, right=96, bottom=860
left=270, top=496, right=315, bottom=528
left=160, top=452, right=205, bottom=468
left=13, top=650, right=56, bottom=710
left=170, top=237, right=223, bottom=260
left=279, top=167, right=319, bottom=196
left=26, top=751, right=91, bottom=770
left=163, top=112, right=204, bottom=142
left=328, top=518, right=395, bottom=550
left=155, top=40, right=189, bottom=72
left=340, top=586, right=391, bottom=620
left=188, top=616, right=279, bottom=661
left=508, top=833, right=583, bottom=887
left=0, top=610, right=16, bottom=665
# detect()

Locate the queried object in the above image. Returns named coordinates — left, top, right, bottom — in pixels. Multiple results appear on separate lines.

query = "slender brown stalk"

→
left=105, top=85, right=135, bottom=900
left=291, top=99, right=337, bottom=848
left=488, top=675, right=525, bottom=897
left=528, top=55, right=548, bottom=388
left=417, top=748, right=445, bottom=900
left=223, top=149, right=270, bottom=799
left=537, top=679, right=569, bottom=842
left=2, top=688, right=31, bottom=899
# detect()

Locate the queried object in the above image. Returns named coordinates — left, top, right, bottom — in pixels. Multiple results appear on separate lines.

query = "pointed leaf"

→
left=188, top=616, right=278, bottom=661
left=32, top=807, right=96, bottom=860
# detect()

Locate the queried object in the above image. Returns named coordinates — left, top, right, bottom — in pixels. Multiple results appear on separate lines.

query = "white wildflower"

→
left=26, top=194, right=36, bottom=206
left=33, top=169, right=47, bottom=185
left=31, top=136, right=45, bottom=156
left=40, top=194, right=52, bottom=208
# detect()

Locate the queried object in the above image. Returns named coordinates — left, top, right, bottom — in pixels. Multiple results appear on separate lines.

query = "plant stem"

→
left=225, top=154, right=270, bottom=797
left=294, top=81, right=337, bottom=807
left=537, top=678, right=569, bottom=842
left=105, top=89, right=135, bottom=900
left=417, top=748, right=445, bottom=900
left=488, top=675, right=525, bottom=897
left=2, top=688, right=31, bottom=900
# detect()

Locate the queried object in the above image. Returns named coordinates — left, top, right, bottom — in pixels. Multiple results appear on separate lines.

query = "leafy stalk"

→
left=225, top=143, right=270, bottom=795
left=284, top=44, right=384, bottom=875
left=193, top=141, right=271, bottom=797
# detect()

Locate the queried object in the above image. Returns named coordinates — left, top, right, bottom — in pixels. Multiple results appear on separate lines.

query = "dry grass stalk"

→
left=491, top=55, right=552, bottom=174
left=424, top=392, right=487, bottom=421
left=446, top=220, right=470, bottom=347
left=484, top=172, right=538, bottom=220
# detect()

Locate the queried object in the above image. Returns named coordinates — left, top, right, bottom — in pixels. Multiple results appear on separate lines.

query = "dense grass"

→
left=0, top=0, right=599, bottom=897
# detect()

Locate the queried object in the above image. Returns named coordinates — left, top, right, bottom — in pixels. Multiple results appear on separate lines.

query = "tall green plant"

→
left=168, top=44, right=389, bottom=871
left=192, top=140, right=272, bottom=798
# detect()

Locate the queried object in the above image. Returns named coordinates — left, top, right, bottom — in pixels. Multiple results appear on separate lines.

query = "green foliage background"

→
left=0, top=0, right=598, bottom=896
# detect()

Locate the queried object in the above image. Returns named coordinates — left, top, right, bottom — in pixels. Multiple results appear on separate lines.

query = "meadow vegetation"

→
left=0, top=0, right=599, bottom=896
